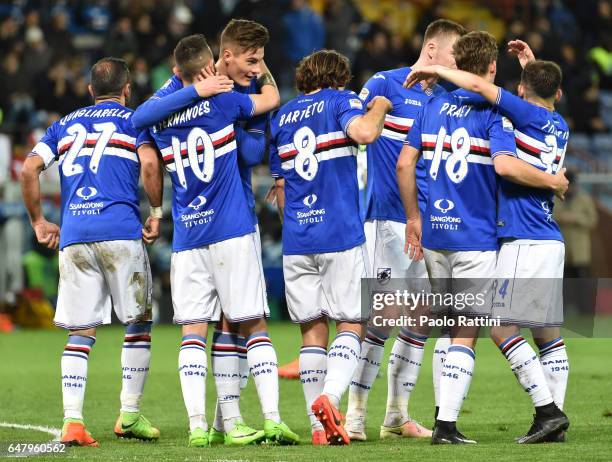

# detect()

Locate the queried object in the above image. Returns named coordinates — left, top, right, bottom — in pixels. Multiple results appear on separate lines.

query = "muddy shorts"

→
left=54, top=239, right=152, bottom=330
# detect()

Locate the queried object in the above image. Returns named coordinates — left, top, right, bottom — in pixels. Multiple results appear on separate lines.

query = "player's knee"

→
left=69, top=327, right=96, bottom=337
left=182, top=323, right=208, bottom=338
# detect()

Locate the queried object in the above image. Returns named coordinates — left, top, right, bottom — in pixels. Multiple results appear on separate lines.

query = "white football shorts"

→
left=492, top=240, right=564, bottom=327
left=55, top=239, right=152, bottom=330
left=283, top=243, right=370, bottom=323
left=424, top=248, right=497, bottom=317
left=171, top=231, right=268, bottom=324
left=364, top=219, right=430, bottom=284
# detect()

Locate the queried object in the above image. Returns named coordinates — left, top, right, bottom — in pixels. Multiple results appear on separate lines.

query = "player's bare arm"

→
left=346, top=96, right=392, bottom=144
left=250, top=63, right=281, bottom=116
left=493, top=156, right=569, bottom=200
left=396, top=144, right=423, bottom=261
left=138, top=143, right=165, bottom=244
left=405, top=65, right=499, bottom=103
left=20, top=155, right=60, bottom=249
left=274, top=178, right=285, bottom=225
left=507, top=39, right=536, bottom=68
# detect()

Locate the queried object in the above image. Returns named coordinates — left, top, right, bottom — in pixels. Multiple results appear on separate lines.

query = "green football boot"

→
left=263, top=419, right=300, bottom=445
left=114, top=412, right=160, bottom=441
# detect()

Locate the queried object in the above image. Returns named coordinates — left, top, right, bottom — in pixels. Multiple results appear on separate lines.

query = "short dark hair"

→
left=220, top=19, right=269, bottom=53
left=295, top=49, right=351, bottom=94
left=173, top=34, right=213, bottom=81
left=90, top=57, right=130, bottom=99
left=453, top=31, right=498, bottom=76
left=424, top=19, right=467, bottom=42
left=521, top=60, right=562, bottom=99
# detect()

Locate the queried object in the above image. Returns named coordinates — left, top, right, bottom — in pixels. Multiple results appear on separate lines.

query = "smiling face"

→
left=223, top=46, right=264, bottom=87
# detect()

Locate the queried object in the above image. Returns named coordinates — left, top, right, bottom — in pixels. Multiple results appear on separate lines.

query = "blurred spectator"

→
left=282, top=0, right=325, bottom=65
left=554, top=171, right=599, bottom=278
left=22, top=235, right=59, bottom=307
left=105, top=16, right=138, bottom=58
left=352, top=25, right=396, bottom=89
left=323, top=0, right=361, bottom=60
left=45, top=9, right=74, bottom=56
left=21, top=26, right=51, bottom=87
left=131, top=57, right=153, bottom=105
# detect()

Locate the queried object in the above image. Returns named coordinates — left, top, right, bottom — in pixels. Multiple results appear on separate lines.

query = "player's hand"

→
left=142, top=216, right=160, bottom=245
left=196, top=62, right=218, bottom=80
left=404, top=217, right=423, bottom=261
left=32, top=220, right=60, bottom=250
left=507, top=40, right=536, bottom=68
left=552, top=167, right=569, bottom=201
left=404, top=65, right=440, bottom=90
left=193, top=75, right=234, bottom=98
left=368, top=96, right=393, bottom=113
left=265, top=184, right=278, bottom=205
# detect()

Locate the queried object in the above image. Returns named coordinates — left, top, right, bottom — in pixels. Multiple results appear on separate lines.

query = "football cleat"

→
left=208, top=427, right=225, bottom=445
left=278, top=358, right=300, bottom=380
left=311, top=395, right=350, bottom=445
left=380, top=420, right=433, bottom=439
left=61, top=419, right=99, bottom=447
left=114, top=412, right=160, bottom=441
left=516, top=412, right=569, bottom=444
left=263, top=420, right=300, bottom=445
left=312, top=429, right=328, bottom=445
left=431, top=420, right=476, bottom=445
left=188, top=427, right=209, bottom=447
left=224, top=422, right=265, bottom=446
left=345, top=415, right=367, bottom=441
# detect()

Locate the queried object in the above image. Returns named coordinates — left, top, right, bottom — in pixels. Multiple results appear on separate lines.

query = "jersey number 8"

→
left=293, top=126, right=319, bottom=181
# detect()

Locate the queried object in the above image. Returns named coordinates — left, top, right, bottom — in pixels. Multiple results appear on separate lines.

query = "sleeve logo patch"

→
left=358, top=88, right=369, bottom=101
left=350, top=98, right=363, bottom=110
left=502, top=116, right=514, bottom=132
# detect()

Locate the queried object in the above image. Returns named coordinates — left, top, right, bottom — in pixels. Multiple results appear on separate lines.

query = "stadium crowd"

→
left=0, top=0, right=611, bottom=316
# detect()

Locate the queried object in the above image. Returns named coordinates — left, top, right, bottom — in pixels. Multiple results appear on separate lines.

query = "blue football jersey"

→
left=358, top=68, right=446, bottom=222
left=406, top=89, right=517, bottom=251
left=270, top=88, right=365, bottom=255
left=148, top=91, right=256, bottom=251
left=152, top=75, right=265, bottom=225
left=494, top=88, right=567, bottom=241
left=31, top=101, right=145, bottom=249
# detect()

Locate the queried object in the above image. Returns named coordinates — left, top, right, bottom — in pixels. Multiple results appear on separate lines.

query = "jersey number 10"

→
left=170, top=127, right=215, bottom=189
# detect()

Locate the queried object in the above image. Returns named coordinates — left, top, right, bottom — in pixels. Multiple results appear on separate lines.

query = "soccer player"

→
left=133, top=20, right=280, bottom=445
left=345, top=19, right=467, bottom=441
left=269, top=49, right=392, bottom=445
left=396, top=31, right=569, bottom=444
left=20, top=58, right=162, bottom=446
left=404, top=39, right=571, bottom=443
left=139, top=34, right=298, bottom=447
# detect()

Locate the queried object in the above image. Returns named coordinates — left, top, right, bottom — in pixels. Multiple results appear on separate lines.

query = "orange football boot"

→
left=60, top=419, right=99, bottom=447
left=311, top=395, right=350, bottom=445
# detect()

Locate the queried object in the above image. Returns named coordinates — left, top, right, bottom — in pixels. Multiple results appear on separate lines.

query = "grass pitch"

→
left=1, top=323, right=611, bottom=461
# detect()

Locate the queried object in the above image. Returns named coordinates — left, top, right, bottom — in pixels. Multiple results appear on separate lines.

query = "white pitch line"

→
left=0, top=422, right=62, bottom=441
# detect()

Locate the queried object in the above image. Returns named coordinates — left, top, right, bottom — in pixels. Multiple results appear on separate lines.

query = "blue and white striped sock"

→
left=348, top=328, right=388, bottom=416
left=324, top=331, right=362, bottom=408
left=247, top=332, right=280, bottom=423
left=300, top=345, right=327, bottom=432
left=62, top=335, right=96, bottom=420
left=499, top=334, right=553, bottom=407
left=537, top=337, right=569, bottom=410
left=120, top=322, right=152, bottom=412
left=178, top=334, right=207, bottom=431
left=212, top=331, right=242, bottom=432
left=384, top=328, right=428, bottom=427
left=438, top=344, right=475, bottom=422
